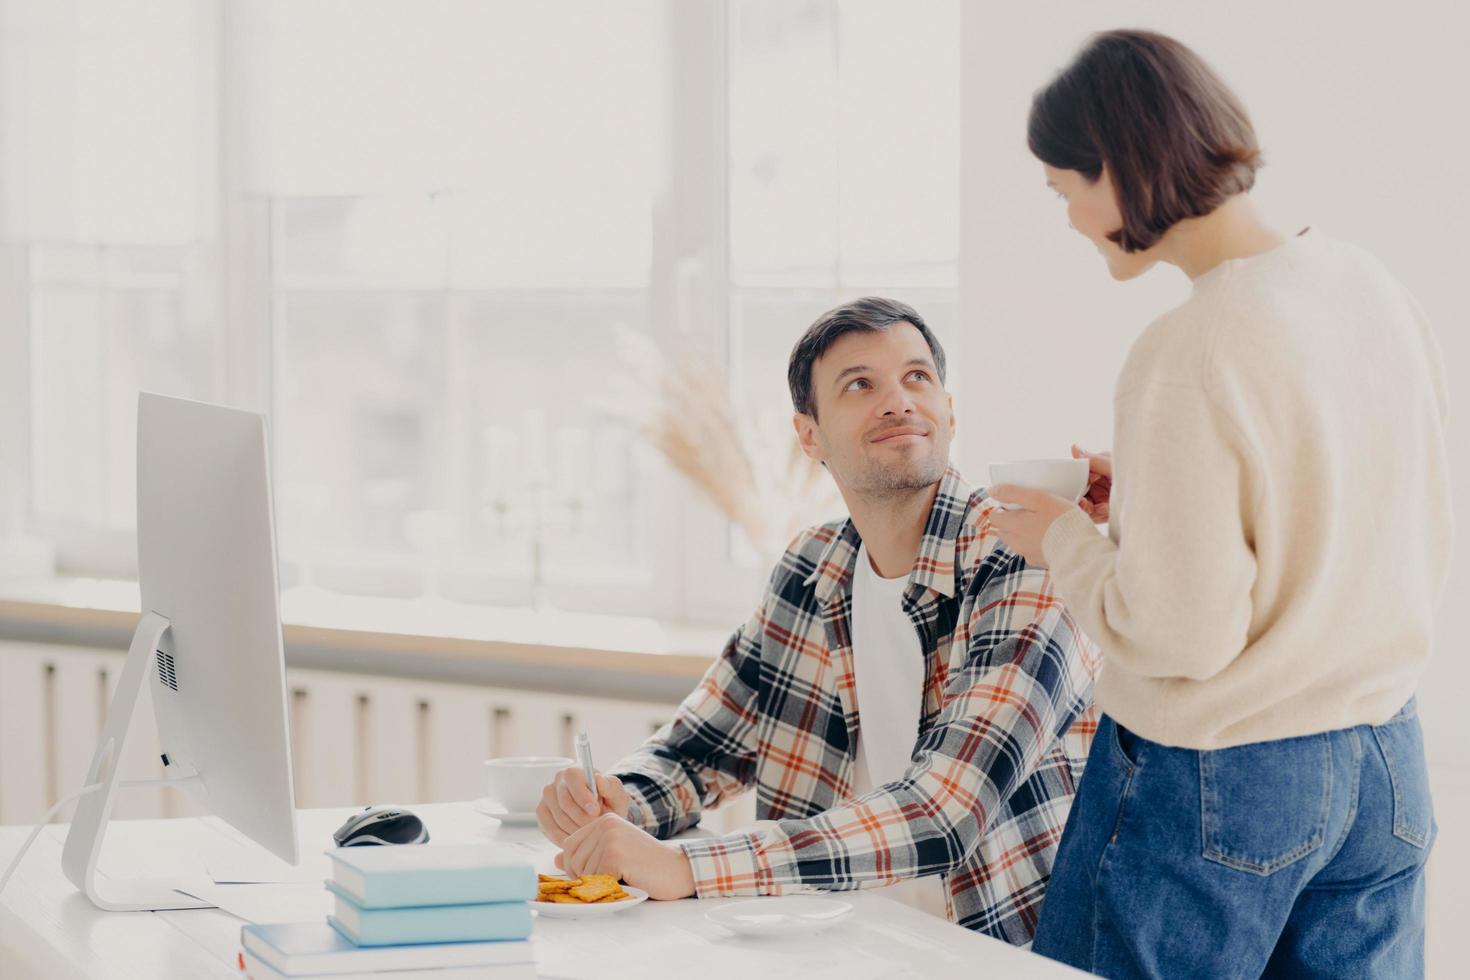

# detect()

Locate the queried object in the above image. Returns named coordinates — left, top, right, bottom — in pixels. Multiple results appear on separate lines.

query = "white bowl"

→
left=988, top=458, right=1089, bottom=510
left=482, top=756, right=573, bottom=813
left=704, top=897, right=855, bottom=937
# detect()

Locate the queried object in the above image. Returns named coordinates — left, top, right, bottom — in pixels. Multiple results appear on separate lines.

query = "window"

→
left=1, top=0, right=217, bottom=577
left=711, top=0, right=961, bottom=595
left=2, top=0, right=962, bottom=626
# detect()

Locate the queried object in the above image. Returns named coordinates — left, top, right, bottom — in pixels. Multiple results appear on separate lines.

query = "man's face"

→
left=794, top=324, right=955, bottom=498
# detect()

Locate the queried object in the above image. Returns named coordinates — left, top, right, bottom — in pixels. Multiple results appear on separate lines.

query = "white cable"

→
left=0, top=781, right=104, bottom=897
left=0, top=774, right=202, bottom=897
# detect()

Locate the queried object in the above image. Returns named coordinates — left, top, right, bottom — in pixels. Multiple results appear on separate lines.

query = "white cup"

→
left=483, top=756, right=574, bottom=813
left=988, top=458, right=1090, bottom=511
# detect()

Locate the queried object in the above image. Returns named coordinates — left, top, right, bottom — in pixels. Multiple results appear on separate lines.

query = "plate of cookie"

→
left=532, top=874, right=649, bottom=917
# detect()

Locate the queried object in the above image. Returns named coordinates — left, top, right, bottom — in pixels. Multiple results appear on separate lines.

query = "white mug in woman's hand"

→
left=988, top=458, right=1090, bottom=511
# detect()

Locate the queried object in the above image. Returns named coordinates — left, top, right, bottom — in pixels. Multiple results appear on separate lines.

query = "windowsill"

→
left=0, top=576, right=728, bottom=700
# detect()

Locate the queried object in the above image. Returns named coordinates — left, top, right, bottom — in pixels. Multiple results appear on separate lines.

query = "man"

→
left=536, top=297, right=1099, bottom=944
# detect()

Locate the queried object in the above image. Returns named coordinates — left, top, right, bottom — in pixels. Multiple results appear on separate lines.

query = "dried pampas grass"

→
left=599, top=326, right=840, bottom=558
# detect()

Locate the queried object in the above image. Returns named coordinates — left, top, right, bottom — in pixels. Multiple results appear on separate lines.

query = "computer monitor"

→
left=61, top=392, right=299, bottom=911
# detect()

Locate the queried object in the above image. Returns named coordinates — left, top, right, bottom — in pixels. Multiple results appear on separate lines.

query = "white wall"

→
left=956, top=0, right=1469, bottom=773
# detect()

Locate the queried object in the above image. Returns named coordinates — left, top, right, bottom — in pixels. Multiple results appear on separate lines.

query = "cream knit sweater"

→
left=1043, top=231, right=1452, bottom=749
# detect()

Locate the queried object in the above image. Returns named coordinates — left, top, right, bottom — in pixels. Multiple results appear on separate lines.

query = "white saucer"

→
left=471, top=798, right=540, bottom=826
left=704, top=897, right=855, bottom=937
left=532, top=884, right=649, bottom=918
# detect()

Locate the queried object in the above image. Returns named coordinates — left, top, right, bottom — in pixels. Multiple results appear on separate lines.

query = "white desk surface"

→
left=0, top=802, right=1083, bottom=979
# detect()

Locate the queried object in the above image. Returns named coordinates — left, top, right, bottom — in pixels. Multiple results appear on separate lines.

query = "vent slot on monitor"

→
left=155, top=649, right=179, bottom=691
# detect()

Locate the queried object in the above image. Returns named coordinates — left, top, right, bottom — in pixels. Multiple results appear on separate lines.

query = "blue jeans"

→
left=1033, top=701, right=1434, bottom=979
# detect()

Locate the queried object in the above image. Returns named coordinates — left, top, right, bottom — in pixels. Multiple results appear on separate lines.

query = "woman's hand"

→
left=988, top=487, right=1078, bottom=567
left=1072, top=445, right=1112, bottom=524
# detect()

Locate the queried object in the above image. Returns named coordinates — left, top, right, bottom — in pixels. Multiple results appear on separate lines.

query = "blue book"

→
left=327, top=888, right=534, bottom=946
left=240, top=922, right=532, bottom=974
left=325, top=844, right=536, bottom=908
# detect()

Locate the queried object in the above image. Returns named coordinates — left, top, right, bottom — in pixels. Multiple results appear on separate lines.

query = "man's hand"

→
left=988, top=485, right=1079, bottom=567
left=536, top=766, right=633, bottom=847
left=554, top=812, right=696, bottom=901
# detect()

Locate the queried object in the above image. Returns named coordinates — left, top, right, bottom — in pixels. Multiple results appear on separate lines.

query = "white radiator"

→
left=0, top=640, right=755, bottom=831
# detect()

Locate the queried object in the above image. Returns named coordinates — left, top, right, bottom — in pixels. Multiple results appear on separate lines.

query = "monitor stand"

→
left=60, top=611, right=215, bottom=911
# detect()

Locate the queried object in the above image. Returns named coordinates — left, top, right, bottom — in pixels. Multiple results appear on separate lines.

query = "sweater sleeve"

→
left=1042, top=380, right=1258, bottom=682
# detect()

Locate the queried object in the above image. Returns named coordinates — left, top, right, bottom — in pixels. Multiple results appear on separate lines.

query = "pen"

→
left=574, top=729, right=597, bottom=810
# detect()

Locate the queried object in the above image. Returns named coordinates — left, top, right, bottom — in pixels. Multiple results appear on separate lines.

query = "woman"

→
left=989, top=30, right=1451, bottom=979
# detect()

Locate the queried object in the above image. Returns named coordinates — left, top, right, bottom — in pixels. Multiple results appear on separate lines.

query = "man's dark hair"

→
left=1028, top=29, right=1262, bottom=253
left=787, top=297, right=947, bottom=420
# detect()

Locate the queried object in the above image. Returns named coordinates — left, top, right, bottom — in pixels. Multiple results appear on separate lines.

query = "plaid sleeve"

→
left=677, top=558, right=1096, bottom=896
left=607, top=606, right=766, bottom=840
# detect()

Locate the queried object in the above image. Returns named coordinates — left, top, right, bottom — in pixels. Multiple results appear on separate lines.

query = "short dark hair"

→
left=1028, top=29, right=1263, bottom=253
left=787, top=297, right=947, bottom=419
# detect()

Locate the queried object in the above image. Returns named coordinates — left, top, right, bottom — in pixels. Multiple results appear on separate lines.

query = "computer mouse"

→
left=332, top=805, right=430, bottom=846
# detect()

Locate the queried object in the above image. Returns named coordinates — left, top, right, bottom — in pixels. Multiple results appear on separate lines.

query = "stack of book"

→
left=238, top=844, right=538, bottom=980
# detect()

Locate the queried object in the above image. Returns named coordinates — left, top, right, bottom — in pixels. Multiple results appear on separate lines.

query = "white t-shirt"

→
left=848, top=543, right=948, bottom=919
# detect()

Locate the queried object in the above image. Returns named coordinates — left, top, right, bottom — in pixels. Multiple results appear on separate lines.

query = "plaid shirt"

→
left=611, top=468, right=1100, bottom=944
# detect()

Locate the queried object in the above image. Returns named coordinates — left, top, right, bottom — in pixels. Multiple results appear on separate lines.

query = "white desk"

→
left=0, top=803, right=1083, bottom=979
